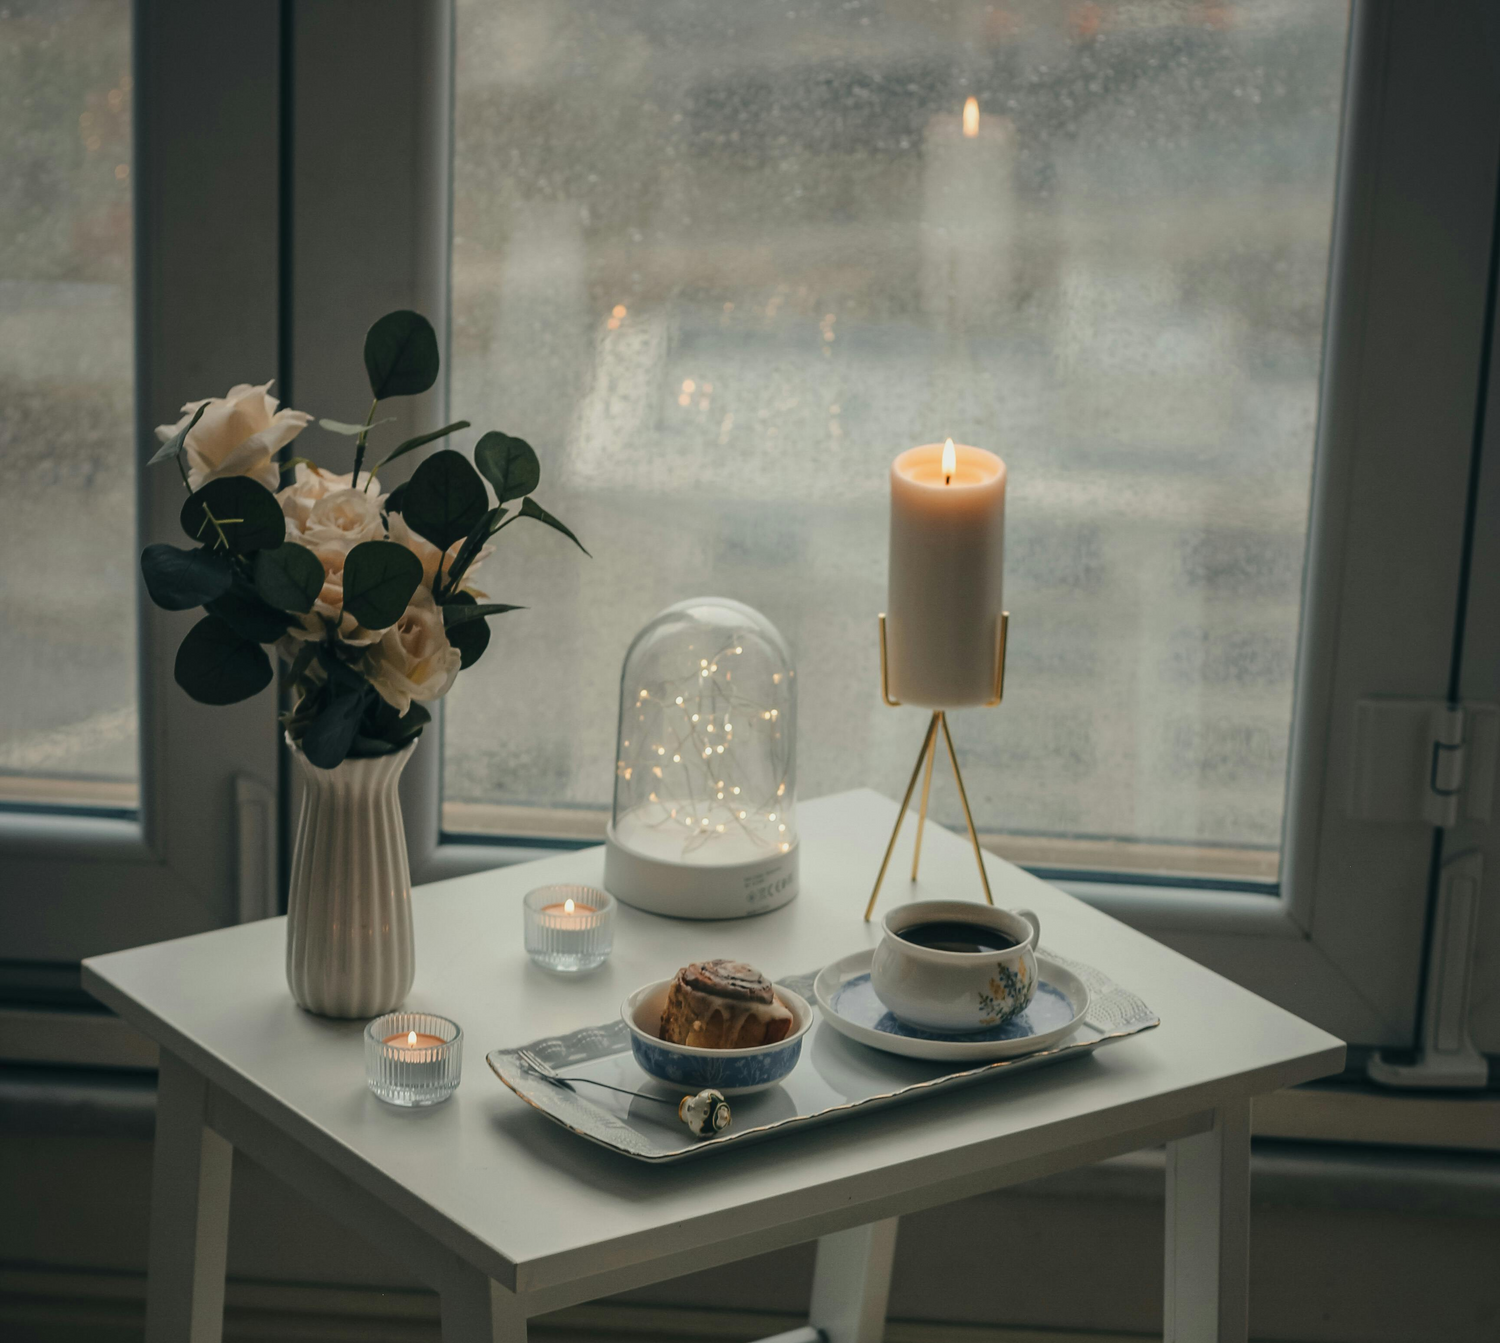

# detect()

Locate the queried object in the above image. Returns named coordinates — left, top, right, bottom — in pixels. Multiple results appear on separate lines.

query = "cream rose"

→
left=277, top=464, right=378, bottom=532
left=362, top=587, right=462, bottom=715
left=279, top=544, right=385, bottom=647
left=156, top=381, right=311, bottom=493
left=388, top=509, right=492, bottom=596
left=298, top=487, right=385, bottom=552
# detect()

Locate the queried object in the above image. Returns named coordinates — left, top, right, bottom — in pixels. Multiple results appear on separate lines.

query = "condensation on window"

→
left=446, top=0, right=1349, bottom=871
left=0, top=2, right=137, bottom=802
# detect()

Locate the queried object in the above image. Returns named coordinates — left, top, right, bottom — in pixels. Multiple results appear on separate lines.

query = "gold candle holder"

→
left=865, top=611, right=1009, bottom=921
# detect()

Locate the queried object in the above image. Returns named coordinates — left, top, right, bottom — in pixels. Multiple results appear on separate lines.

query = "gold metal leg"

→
left=864, top=712, right=941, bottom=922
left=910, top=714, right=939, bottom=881
left=939, top=711, right=995, bottom=906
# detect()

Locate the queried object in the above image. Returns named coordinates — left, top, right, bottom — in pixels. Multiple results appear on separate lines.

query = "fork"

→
left=514, top=1047, right=731, bottom=1136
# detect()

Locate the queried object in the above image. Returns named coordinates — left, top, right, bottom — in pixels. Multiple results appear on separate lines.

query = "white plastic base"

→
left=603, top=826, right=799, bottom=920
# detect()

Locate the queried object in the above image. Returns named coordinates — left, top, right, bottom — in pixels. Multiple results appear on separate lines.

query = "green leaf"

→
left=383, top=482, right=408, bottom=515
left=441, top=601, right=523, bottom=629
left=403, top=449, right=488, bottom=551
left=342, top=540, right=423, bottom=630
left=254, top=542, right=325, bottom=613
left=180, top=476, right=286, bottom=554
left=372, top=420, right=471, bottom=475
left=205, top=582, right=296, bottom=643
left=355, top=698, right=430, bottom=753
left=363, top=309, right=440, bottom=400
left=281, top=639, right=319, bottom=690
left=300, top=684, right=370, bottom=769
left=319, top=416, right=395, bottom=436
left=442, top=592, right=491, bottom=669
left=438, top=505, right=503, bottom=598
left=147, top=403, right=207, bottom=467
left=174, top=615, right=274, bottom=705
left=518, top=496, right=590, bottom=555
left=474, top=431, right=540, bottom=503
left=140, top=543, right=233, bottom=610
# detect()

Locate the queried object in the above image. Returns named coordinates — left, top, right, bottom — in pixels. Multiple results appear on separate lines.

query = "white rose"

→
left=277, top=463, right=378, bottom=533
left=299, top=487, right=385, bottom=552
left=280, top=544, right=385, bottom=647
left=156, top=381, right=311, bottom=493
left=388, top=509, right=492, bottom=596
left=362, top=587, right=462, bottom=715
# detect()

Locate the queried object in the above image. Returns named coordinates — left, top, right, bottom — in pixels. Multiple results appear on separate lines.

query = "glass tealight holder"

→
left=524, top=884, right=616, bottom=973
left=364, top=1012, right=462, bottom=1107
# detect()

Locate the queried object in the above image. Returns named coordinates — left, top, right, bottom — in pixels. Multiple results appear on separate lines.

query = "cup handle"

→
left=1014, top=907, right=1041, bottom=949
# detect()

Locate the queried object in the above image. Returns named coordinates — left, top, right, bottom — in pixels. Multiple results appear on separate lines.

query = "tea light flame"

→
left=963, top=96, right=980, bottom=138
left=942, top=437, right=956, bottom=484
left=564, top=898, right=575, bottom=914
left=407, top=1030, right=417, bottom=1046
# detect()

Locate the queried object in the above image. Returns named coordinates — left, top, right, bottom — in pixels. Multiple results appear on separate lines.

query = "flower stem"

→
left=352, top=397, right=379, bottom=487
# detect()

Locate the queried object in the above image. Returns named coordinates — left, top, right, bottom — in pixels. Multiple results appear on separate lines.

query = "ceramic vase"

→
left=285, top=738, right=416, bottom=1018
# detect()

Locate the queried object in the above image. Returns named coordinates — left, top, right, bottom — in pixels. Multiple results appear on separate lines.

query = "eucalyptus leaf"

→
left=319, top=416, right=396, bottom=436
left=180, top=476, right=286, bottom=554
left=206, top=583, right=296, bottom=644
left=474, top=431, right=540, bottom=503
left=174, top=615, right=274, bottom=705
left=403, top=449, right=488, bottom=552
left=363, top=309, right=440, bottom=400
left=518, top=496, right=590, bottom=555
left=441, top=601, right=524, bottom=629
left=372, top=420, right=471, bottom=475
left=443, top=592, right=491, bottom=670
left=342, top=540, right=423, bottom=630
left=147, top=403, right=207, bottom=467
left=383, top=482, right=408, bottom=515
left=281, top=639, right=319, bottom=690
left=359, top=698, right=430, bottom=749
left=140, top=543, right=233, bottom=611
left=300, top=684, right=370, bottom=769
left=439, top=505, right=504, bottom=597
left=254, top=542, right=325, bottom=613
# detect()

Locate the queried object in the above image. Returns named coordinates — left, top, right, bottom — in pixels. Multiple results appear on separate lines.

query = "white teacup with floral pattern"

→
left=871, top=900, right=1041, bottom=1034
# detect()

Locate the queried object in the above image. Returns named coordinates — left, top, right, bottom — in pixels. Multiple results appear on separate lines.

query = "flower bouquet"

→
left=141, top=310, right=585, bottom=1015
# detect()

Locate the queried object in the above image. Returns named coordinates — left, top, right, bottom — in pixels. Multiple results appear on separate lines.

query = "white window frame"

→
left=9, top=2, right=1494, bottom=1060
left=0, top=0, right=284, bottom=987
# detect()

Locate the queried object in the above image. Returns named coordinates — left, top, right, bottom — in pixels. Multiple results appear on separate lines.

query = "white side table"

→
left=84, top=790, right=1343, bottom=1343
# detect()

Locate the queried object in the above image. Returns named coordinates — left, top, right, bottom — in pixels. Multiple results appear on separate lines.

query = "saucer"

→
left=813, top=949, right=1090, bottom=1062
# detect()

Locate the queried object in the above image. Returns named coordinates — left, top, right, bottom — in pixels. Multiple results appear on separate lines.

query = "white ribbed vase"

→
left=286, top=739, right=416, bottom=1018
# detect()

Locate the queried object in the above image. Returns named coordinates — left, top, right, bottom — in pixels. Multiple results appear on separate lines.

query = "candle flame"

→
left=564, top=898, right=575, bottom=914
left=942, top=438, right=956, bottom=484
left=963, top=96, right=979, bottom=138
left=407, top=1030, right=417, bottom=1046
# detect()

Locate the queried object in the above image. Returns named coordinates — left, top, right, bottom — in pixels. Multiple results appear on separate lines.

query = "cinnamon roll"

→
left=659, top=960, right=793, bottom=1049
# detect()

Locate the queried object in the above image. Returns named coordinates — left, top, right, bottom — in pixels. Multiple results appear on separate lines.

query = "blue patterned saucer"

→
left=814, top=950, right=1089, bottom=1062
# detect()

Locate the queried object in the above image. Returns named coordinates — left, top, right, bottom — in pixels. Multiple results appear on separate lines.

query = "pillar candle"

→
left=887, top=440, right=1006, bottom=707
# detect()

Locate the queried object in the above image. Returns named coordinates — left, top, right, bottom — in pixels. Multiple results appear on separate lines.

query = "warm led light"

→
left=942, top=437, right=956, bottom=484
left=963, top=96, right=979, bottom=138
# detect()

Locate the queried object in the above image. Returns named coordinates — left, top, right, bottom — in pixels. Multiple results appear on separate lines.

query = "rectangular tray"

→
left=486, top=951, right=1158, bottom=1163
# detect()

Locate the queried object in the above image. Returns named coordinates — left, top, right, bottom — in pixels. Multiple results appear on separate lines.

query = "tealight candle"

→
left=524, top=885, right=615, bottom=973
left=365, top=1012, right=462, bottom=1107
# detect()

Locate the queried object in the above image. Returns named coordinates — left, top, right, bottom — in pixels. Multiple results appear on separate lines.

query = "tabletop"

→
left=83, top=789, right=1344, bottom=1304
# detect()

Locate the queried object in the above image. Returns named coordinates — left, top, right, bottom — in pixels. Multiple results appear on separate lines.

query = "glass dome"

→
left=604, top=597, right=798, bottom=919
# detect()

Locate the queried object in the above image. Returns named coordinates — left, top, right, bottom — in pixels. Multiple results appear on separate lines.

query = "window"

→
left=0, top=0, right=137, bottom=816
left=441, top=0, right=1350, bottom=883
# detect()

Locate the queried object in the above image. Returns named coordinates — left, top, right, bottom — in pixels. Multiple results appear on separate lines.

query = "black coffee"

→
left=896, top=920, right=1017, bottom=954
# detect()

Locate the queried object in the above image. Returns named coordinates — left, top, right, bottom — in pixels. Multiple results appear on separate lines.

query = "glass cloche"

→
left=603, top=597, right=798, bottom=919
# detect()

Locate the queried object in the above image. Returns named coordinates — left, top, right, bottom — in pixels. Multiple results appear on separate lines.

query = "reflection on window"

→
left=0, top=1, right=136, bottom=812
left=446, top=0, right=1349, bottom=879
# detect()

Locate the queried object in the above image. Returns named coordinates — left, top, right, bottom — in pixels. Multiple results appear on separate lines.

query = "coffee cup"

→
left=871, top=900, right=1040, bottom=1034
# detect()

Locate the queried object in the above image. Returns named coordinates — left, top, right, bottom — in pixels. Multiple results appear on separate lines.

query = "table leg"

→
left=807, top=1217, right=900, bottom=1343
left=145, top=1050, right=234, bottom=1343
left=440, top=1265, right=528, bottom=1342
left=1164, top=1101, right=1251, bottom=1343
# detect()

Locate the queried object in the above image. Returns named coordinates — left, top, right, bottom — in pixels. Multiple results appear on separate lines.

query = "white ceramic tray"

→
left=486, top=949, right=1158, bottom=1164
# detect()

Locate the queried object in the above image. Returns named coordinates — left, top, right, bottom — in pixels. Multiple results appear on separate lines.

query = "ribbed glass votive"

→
left=364, top=1012, right=462, bottom=1107
left=524, top=884, right=616, bottom=973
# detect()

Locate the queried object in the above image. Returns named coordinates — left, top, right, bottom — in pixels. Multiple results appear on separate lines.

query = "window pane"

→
left=446, top=0, right=1348, bottom=877
left=0, top=1, right=136, bottom=811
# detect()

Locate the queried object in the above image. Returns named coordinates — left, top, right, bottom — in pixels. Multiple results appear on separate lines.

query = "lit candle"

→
left=540, top=897, right=595, bottom=923
left=524, top=885, right=616, bottom=973
left=382, top=1029, right=446, bottom=1055
left=887, top=439, right=1006, bottom=707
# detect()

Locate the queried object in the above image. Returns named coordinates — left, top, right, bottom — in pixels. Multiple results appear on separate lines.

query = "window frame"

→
left=0, top=0, right=285, bottom=981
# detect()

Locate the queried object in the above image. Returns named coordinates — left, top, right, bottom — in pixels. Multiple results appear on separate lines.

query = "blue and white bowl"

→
left=622, top=979, right=812, bottom=1096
